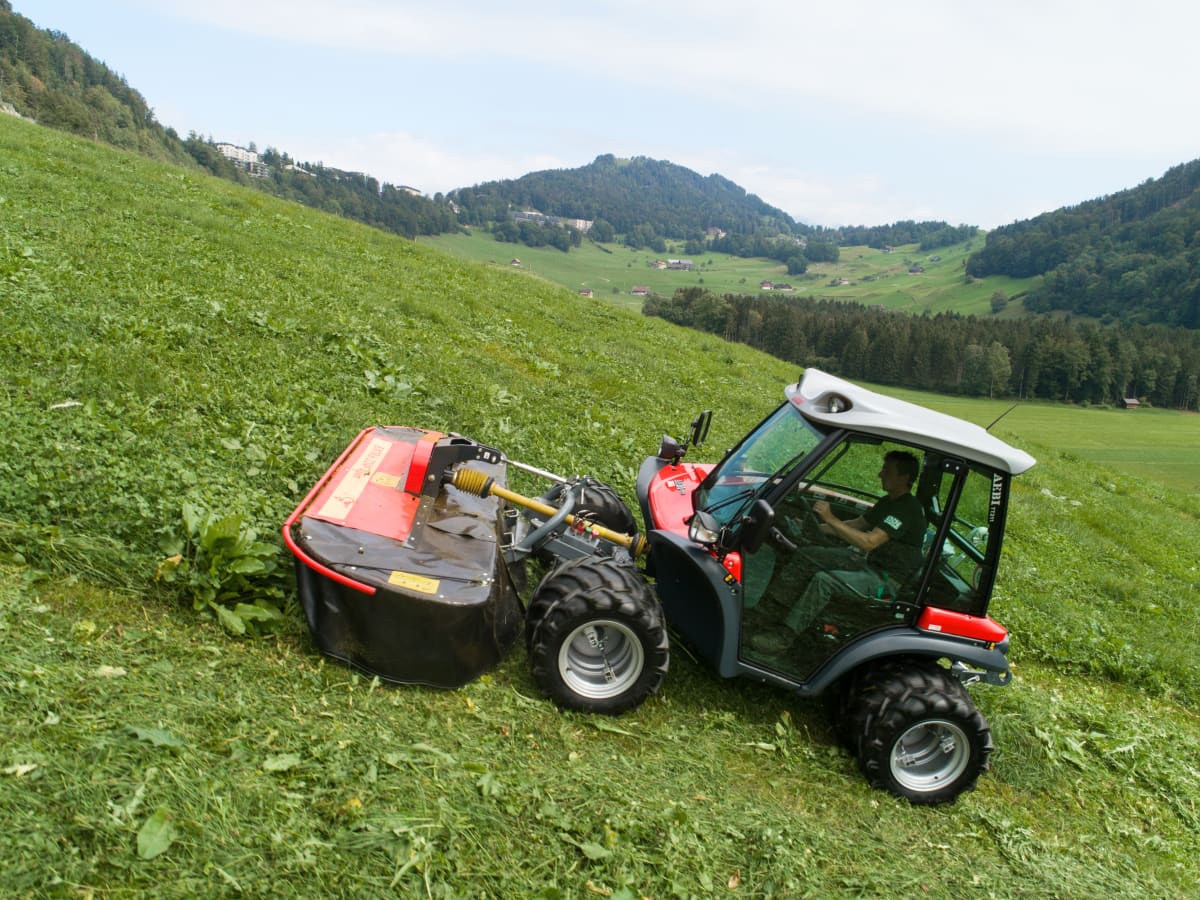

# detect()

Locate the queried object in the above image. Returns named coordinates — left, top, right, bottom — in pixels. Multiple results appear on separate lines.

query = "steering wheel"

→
left=785, top=491, right=841, bottom=546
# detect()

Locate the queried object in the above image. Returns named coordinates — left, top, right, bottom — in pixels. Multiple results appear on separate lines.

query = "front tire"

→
left=847, top=661, right=993, bottom=805
left=527, top=557, right=668, bottom=715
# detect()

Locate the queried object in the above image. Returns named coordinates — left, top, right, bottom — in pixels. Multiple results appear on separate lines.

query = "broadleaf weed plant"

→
left=155, top=501, right=288, bottom=635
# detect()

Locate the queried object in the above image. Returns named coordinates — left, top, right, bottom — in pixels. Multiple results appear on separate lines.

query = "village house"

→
left=216, top=143, right=270, bottom=178
left=511, top=210, right=594, bottom=232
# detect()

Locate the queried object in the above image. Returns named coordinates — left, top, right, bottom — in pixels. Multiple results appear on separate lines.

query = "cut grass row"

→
left=3, top=569, right=1199, bottom=896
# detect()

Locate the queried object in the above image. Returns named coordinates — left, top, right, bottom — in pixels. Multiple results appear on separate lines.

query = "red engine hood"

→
left=644, top=461, right=713, bottom=538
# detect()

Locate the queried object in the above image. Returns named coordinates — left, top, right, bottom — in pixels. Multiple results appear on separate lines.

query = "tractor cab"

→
left=638, top=369, right=1034, bottom=695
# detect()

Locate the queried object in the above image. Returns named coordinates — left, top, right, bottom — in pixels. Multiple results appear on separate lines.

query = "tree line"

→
left=644, top=288, right=1200, bottom=409
left=0, top=4, right=194, bottom=167
left=183, top=141, right=459, bottom=239
left=836, top=221, right=979, bottom=252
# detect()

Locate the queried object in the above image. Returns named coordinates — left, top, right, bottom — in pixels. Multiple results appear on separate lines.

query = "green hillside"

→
left=3, top=114, right=1200, bottom=896
left=967, top=158, right=1200, bottom=327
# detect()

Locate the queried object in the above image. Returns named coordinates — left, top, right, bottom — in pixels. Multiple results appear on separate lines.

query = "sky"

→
left=13, top=0, right=1200, bottom=229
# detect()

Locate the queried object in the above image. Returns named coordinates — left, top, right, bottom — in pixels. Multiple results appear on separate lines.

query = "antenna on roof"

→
left=986, top=403, right=1019, bottom=431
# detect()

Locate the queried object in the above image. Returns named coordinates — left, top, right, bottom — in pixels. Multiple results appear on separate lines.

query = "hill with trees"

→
left=966, top=159, right=1200, bottom=328
left=450, top=153, right=803, bottom=244
left=449, top=154, right=978, bottom=271
left=0, top=0, right=191, bottom=165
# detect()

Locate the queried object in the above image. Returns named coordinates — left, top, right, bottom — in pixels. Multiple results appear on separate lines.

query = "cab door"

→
left=739, top=438, right=935, bottom=681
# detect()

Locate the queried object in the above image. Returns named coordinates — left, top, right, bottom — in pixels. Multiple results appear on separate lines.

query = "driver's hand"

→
left=813, top=500, right=832, bottom=521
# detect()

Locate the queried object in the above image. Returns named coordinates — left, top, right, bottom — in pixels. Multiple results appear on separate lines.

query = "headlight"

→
left=688, top=511, right=722, bottom=545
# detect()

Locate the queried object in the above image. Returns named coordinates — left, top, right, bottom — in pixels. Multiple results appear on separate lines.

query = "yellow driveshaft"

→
left=451, top=468, right=647, bottom=558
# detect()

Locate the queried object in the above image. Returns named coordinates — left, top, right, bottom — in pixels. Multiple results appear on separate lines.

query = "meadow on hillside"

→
left=3, top=114, right=1200, bottom=896
left=419, top=228, right=1037, bottom=318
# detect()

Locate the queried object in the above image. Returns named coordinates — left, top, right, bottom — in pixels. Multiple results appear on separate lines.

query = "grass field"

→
left=4, top=113, right=1200, bottom=897
left=880, top=391, right=1200, bottom=494
left=419, top=227, right=1038, bottom=318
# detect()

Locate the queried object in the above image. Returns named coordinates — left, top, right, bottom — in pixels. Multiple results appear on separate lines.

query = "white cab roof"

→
left=787, top=369, right=1036, bottom=475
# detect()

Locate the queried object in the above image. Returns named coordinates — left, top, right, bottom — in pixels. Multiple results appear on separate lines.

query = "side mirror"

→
left=657, top=434, right=684, bottom=463
left=688, top=410, right=712, bottom=449
left=657, top=410, right=713, bottom=464
left=739, top=500, right=775, bottom=554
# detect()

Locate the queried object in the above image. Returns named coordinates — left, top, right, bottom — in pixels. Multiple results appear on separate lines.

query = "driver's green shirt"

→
left=864, top=492, right=925, bottom=579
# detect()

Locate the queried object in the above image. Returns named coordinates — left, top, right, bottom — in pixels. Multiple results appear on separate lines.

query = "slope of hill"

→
left=967, top=158, right=1200, bottom=327
left=3, top=106, right=1200, bottom=896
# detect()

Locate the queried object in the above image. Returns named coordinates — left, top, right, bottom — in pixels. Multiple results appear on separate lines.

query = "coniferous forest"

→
left=644, top=288, right=1200, bottom=409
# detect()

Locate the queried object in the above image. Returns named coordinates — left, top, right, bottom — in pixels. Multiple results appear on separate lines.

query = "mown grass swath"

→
left=2, top=114, right=1200, bottom=896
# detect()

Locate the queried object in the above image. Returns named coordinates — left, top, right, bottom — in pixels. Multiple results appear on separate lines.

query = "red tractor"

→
left=285, top=369, right=1034, bottom=804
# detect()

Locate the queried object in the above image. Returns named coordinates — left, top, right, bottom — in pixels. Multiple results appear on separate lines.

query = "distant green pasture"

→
left=421, top=230, right=1196, bottom=491
left=420, top=229, right=791, bottom=307
left=420, top=229, right=1039, bottom=318
left=882, top=389, right=1200, bottom=493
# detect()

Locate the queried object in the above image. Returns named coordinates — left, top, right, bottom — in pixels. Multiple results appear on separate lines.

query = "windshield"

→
left=695, top=404, right=826, bottom=526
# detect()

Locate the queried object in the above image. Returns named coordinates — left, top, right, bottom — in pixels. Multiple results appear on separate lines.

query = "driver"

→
left=752, top=450, right=925, bottom=654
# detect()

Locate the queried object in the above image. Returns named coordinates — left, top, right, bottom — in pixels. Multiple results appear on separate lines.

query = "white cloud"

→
left=142, top=0, right=1200, bottom=158
left=91, top=0, right=1200, bottom=225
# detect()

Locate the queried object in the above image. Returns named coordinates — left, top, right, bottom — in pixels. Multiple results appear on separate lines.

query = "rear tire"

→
left=847, top=661, right=992, bottom=805
left=527, top=557, right=668, bottom=715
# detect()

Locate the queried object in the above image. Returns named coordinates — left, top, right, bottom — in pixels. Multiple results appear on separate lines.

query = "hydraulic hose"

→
left=451, top=468, right=647, bottom=557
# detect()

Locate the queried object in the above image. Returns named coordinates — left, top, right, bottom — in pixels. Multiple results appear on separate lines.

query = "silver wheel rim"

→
left=557, top=618, right=644, bottom=700
left=889, top=718, right=970, bottom=793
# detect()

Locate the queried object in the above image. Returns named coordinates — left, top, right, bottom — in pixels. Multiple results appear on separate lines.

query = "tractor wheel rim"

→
left=558, top=619, right=644, bottom=700
left=889, top=718, right=970, bottom=793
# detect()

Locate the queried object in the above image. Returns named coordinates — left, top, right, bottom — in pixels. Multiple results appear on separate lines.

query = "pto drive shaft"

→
left=451, top=468, right=647, bottom=558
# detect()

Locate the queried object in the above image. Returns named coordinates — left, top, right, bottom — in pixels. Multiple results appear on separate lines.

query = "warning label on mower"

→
left=388, top=570, right=440, bottom=595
